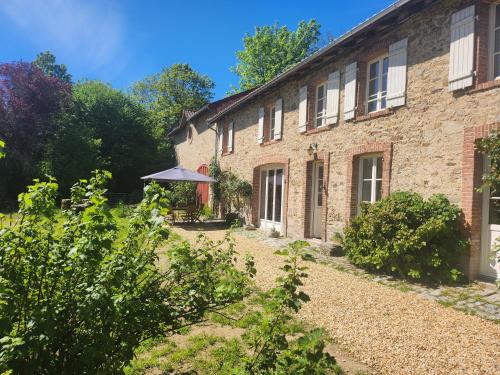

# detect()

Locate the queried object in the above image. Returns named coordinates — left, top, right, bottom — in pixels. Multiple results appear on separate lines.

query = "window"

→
left=315, top=83, right=327, bottom=127
left=491, top=3, right=500, bottom=79
left=367, top=56, right=389, bottom=113
left=259, top=167, right=284, bottom=227
left=358, top=155, right=383, bottom=207
left=269, top=106, right=276, bottom=140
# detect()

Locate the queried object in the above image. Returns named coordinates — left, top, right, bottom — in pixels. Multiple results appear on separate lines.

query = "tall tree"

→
left=33, top=51, right=72, bottom=83
left=231, top=20, right=321, bottom=92
left=44, top=80, right=162, bottom=195
left=0, top=62, right=71, bottom=201
left=132, top=63, right=214, bottom=132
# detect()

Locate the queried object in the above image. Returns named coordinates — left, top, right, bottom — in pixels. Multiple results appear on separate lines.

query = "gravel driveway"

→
left=173, top=226, right=500, bottom=375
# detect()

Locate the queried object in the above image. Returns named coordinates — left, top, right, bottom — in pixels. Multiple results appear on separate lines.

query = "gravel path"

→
left=173, top=227, right=500, bottom=375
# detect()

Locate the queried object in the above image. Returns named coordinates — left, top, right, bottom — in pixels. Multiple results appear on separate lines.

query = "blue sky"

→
left=0, top=0, right=395, bottom=100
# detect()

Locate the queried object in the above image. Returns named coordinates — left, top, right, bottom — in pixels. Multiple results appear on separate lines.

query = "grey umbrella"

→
left=141, top=166, right=216, bottom=183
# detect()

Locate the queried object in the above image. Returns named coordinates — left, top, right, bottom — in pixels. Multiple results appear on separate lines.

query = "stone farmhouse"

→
left=170, top=0, right=500, bottom=281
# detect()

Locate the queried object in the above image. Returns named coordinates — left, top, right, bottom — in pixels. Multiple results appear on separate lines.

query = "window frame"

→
left=314, top=82, right=327, bottom=128
left=357, top=154, right=383, bottom=212
left=269, top=105, right=276, bottom=140
left=365, top=55, right=389, bottom=114
left=489, top=2, right=500, bottom=80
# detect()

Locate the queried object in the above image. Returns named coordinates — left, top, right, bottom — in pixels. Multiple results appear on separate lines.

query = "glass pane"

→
left=369, top=61, right=379, bottom=79
left=368, top=100, right=377, bottom=113
left=376, top=157, right=383, bottom=179
left=270, top=107, right=276, bottom=138
left=362, top=181, right=372, bottom=202
left=316, top=98, right=324, bottom=116
left=375, top=180, right=382, bottom=201
left=381, top=97, right=387, bottom=109
left=274, top=169, right=283, bottom=223
left=260, top=171, right=266, bottom=219
left=267, top=170, right=275, bottom=220
left=495, top=29, right=500, bottom=53
left=317, top=85, right=324, bottom=100
left=317, top=166, right=323, bottom=207
left=362, top=158, right=373, bottom=179
left=496, top=4, right=500, bottom=28
left=382, top=73, right=388, bottom=93
left=494, top=54, right=500, bottom=79
left=318, top=165, right=324, bottom=180
left=369, top=78, right=378, bottom=96
left=489, top=198, right=500, bottom=225
left=383, top=57, right=389, bottom=74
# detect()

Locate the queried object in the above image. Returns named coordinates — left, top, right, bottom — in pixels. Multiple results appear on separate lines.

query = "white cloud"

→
left=1, top=0, right=126, bottom=71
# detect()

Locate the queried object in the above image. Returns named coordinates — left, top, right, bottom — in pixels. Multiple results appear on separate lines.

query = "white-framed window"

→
left=490, top=2, right=500, bottom=80
left=366, top=56, right=389, bottom=113
left=269, top=106, right=276, bottom=140
left=259, top=165, right=284, bottom=231
left=315, top=83, right=327, bottom=127
left=358, top=155, right=383, bottom=208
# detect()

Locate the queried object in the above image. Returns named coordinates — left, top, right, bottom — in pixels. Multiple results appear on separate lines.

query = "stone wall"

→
left=212, top=0, right=500, bottom=278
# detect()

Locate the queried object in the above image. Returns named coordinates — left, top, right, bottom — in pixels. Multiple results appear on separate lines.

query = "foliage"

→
left=43, top=80, right=165, bottom=196
left=0, top=62, right=71, bottom=201
left=131, top=63, right=214, bottom=133
left=230, top=20, right=321, bottom=92
left=0, top=171, right=252, bottom=373
left=343, top=192, right=467, bottom=282
left=0, top=139, right=4, bottom=159
left=171, top=181, right=197, bottom=207
left=220, top=170, right=252, bottom=215
left=209, top=157, right=222, bottom=214
left=33, top=51, right=72, bottom=83
left=241, top=240, right=337, bottom=374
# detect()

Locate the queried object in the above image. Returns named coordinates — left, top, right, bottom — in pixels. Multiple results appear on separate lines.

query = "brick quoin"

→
left=344, top=142, right=393, bottom=222
left=251, top=156, right=290, bottom=236
left=461, top=122, right=499, bottom=280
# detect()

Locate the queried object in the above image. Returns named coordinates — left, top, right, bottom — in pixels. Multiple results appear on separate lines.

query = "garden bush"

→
left=343, top=192, right=467, bottom=282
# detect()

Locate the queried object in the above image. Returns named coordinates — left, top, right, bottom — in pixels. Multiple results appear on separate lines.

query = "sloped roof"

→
left=208, top=0, right=431, bottom=123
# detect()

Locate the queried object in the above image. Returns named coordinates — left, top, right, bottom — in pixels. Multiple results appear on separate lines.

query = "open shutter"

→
left=298, top=85, right=308, bottom=133
left=218, top=124, right=223, bottom=155
left=448, top=5, right=475, bottom=91
left=274, top=98, right=283, bottom=140
left=325, top=71, right=340, bottom=125
left=344, top=62, right=357, bottom=121
left=387, top=38, right=408, bottom=108
left=227, top=122, right=233, bottom=153
left=257, top=107, right=264, bottom=144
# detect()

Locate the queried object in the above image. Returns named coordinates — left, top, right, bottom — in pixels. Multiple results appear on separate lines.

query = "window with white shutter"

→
left=258, top=107, right=264, bottom=144
left=274, top=98, right=283, bottom=140
left=325, top=70, right=340, bottom=125
left=314, top=82, right=327, bottom=127
left=387, top=38, right=408, bottom=108
left=298, top=86, right=308, bottom=133
left=366, top=56, right=389, bottom=113
left=448, top=5, right=475, bottom=91
left=344, top=62, right=357, bottom=121
left=227, top=122, right=234, bottom=153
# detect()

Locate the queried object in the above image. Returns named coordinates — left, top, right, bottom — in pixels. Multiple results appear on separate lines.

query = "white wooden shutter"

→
left=448, top=5, right=475, bottom=91
left=387, top=38, right=408, bottom=108
left=325, top=71, right=340, bottom=125
left=218, top=124, right=223, bottom=155
left=227, top=122, right=233, bottom=152
left=298, top=85, right=308, bottom=133
left=257, top=107, right=264, bottom=144
left=344, top=62, right=357, bottom=121
left=274, top=98, right=283, bottom=140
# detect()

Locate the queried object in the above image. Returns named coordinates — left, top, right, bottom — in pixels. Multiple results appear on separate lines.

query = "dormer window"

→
left=367, top=56, right=389, bottom=113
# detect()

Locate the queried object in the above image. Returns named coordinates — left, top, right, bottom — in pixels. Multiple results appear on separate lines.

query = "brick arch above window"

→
left=344, top=142, right=393, bottom=221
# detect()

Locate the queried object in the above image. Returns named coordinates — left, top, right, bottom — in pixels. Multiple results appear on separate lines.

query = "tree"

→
left=0, top=140, right=4, bottom=159
left=0, top=171, right=252, bottom=372
left=0, top=62, right=71, bottom=201
left=33, top=51, right=72, bottom=83
left=131, top=63, right=214, bottom=132
left=44, top=81, right=162, bottom=195
left=231, top=20, right=321, bottom=92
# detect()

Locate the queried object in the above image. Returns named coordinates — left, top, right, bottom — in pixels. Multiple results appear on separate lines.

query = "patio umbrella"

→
left=141, top=166, right=216, bottom=183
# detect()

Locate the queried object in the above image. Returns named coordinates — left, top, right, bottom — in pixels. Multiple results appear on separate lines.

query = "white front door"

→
left=311, top=162, right=324, bottom=238
left=259, top=166, right=284, bottom=233
left=480, top=157, right=500, bottom=280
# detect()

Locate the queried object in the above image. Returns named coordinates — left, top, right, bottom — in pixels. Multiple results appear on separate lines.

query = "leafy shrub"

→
left=225, top=211, right=244, bottom=227
left=171, top=181, right=197, bottom=207
left=343, top=192, right=467, bottom=282
left=0, top=171, right=251, bottom=373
